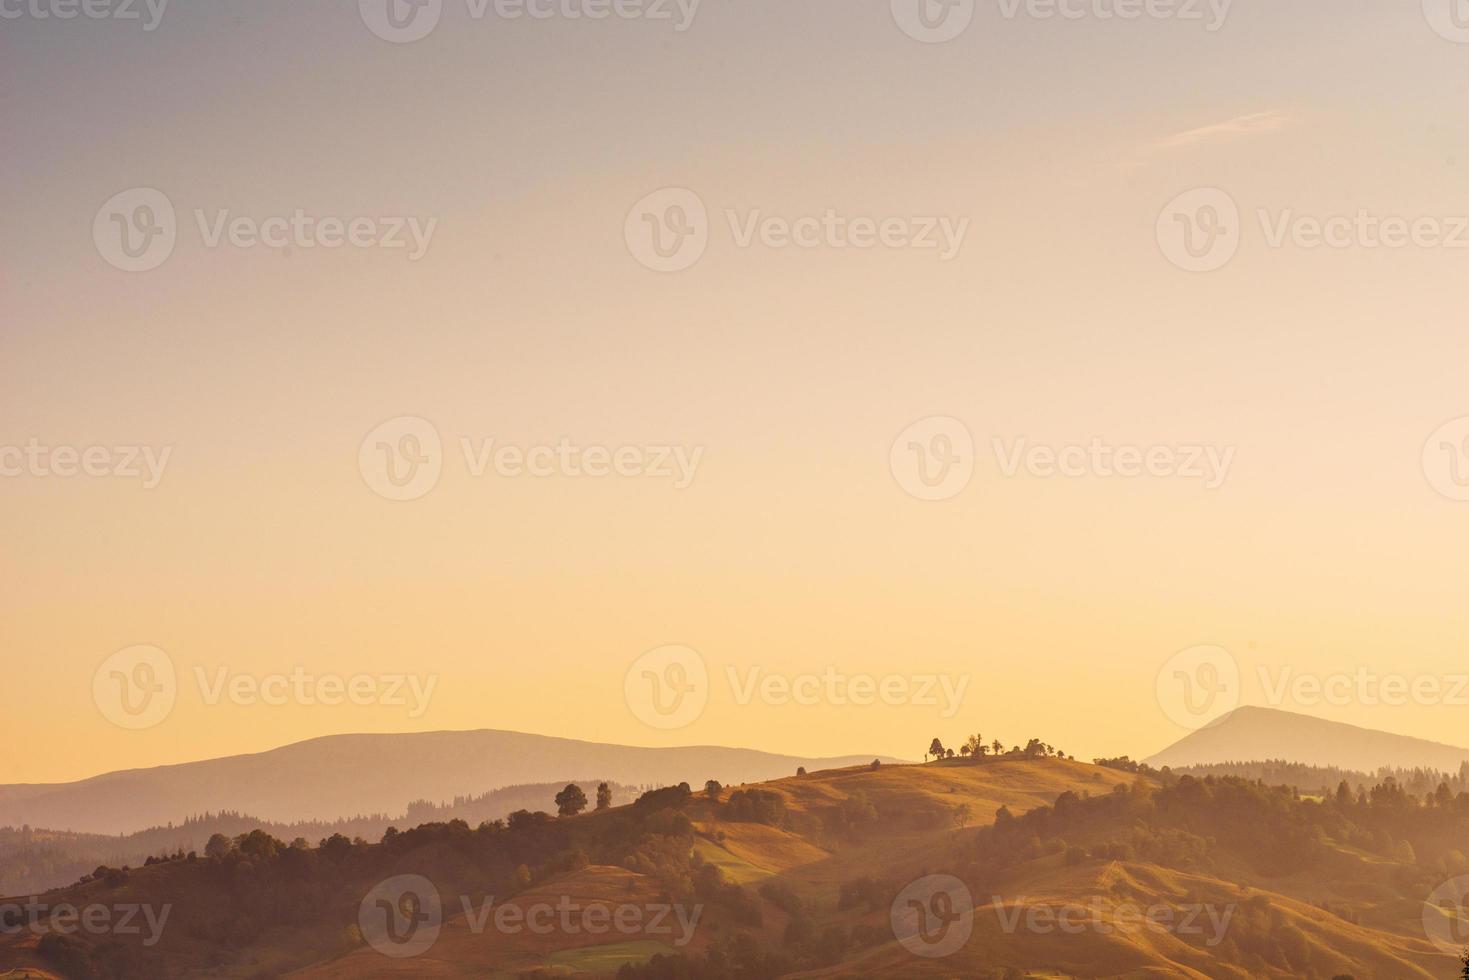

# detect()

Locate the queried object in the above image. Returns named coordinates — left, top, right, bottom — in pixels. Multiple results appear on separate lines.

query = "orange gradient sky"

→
left=4, top=1, right=1469, bottom=783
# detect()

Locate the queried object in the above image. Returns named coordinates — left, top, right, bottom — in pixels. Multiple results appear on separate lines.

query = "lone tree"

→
left=555, top=783, right=588, bottom=817
left=705, top=779, right=722, bottom=799
left=928, top=738, right=945, bottom=762
left=595, top=782, right=613, bottom=810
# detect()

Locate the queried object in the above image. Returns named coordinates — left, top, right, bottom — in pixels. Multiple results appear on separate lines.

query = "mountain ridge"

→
left=1145, top=705, right=1469, bottom=773
left=0, top=729, right=902, bottom=835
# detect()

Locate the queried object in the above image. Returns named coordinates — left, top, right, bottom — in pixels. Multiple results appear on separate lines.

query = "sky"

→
left=4, top=0, right=1469, bottom=785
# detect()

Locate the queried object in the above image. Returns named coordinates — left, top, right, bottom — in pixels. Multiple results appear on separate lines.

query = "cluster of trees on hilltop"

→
left=404, top=778, right=639, bottom=823
left=924, top=734, right=1070, bottom=763
left=1092, top=755, right=1160, bottom=775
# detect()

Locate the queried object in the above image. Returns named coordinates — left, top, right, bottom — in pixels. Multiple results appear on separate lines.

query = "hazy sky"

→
left=4, top=0, right=1469, bottom=784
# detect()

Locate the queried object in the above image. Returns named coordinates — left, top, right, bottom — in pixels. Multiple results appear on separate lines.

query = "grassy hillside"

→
left=3, top=757, right=1466, bottom=979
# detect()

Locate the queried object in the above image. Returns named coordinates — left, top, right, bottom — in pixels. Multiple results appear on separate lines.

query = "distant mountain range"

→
left=1146, top=705, right=1469, bottom=774
left=0, top=730, right=899, bottom=835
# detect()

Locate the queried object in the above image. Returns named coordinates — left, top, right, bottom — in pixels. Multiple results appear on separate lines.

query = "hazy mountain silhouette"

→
left=0, top=730, right=898, bottom=835
left=1146, top=705, right=1469, bottom=773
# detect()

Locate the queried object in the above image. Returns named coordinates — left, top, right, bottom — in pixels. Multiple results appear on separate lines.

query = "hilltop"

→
left=1146, top=706, right=1469, bottom=773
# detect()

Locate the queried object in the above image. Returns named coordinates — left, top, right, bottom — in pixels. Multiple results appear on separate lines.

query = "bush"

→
left=725, top=789, right=786, bottom=825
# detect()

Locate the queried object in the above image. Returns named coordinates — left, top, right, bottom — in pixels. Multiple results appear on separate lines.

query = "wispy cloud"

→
left=1140, top=109, right=1290, bottom=155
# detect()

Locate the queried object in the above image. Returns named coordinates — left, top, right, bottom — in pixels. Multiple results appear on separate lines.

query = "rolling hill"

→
left=4, top=754, right=1463, bottom=979
left=1145, top=705, right=1469, bottom=774
left=0, top=730, right=899, bottom=835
